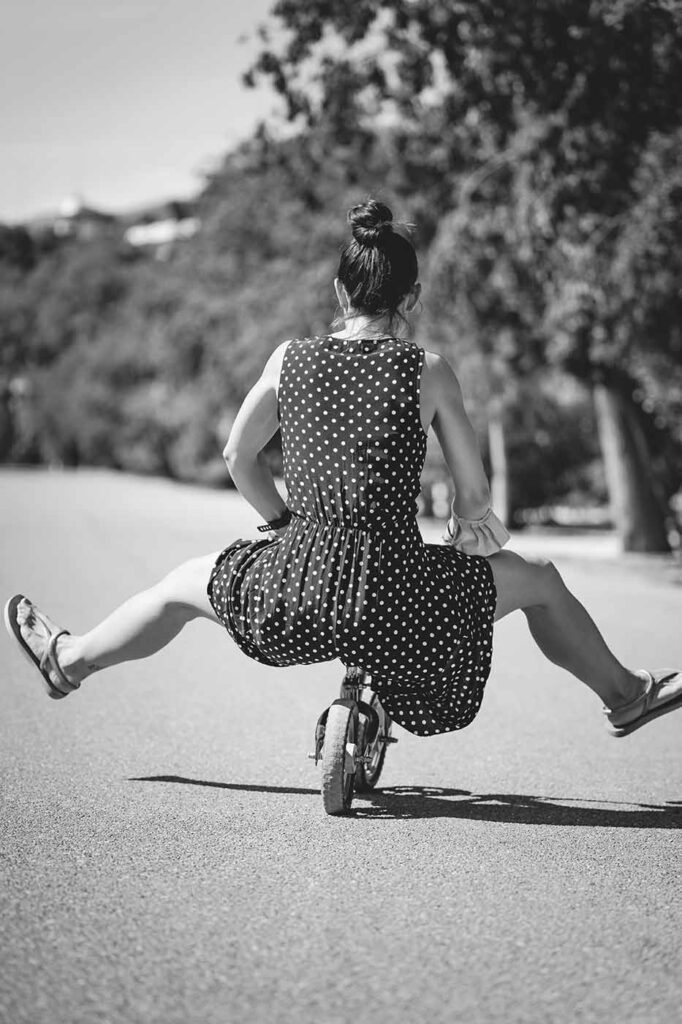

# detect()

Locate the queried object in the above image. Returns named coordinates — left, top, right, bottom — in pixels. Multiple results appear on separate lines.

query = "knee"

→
left=488, top=550, right=565, bottom=618
left=528, top=557, right=564, bottom=601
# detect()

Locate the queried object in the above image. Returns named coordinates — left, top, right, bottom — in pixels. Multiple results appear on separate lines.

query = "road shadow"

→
left=353, top=786, right=681, bottom=827
left=130, top=774, right=320, bottom=797
left=131, top=776, right=680, bottom=827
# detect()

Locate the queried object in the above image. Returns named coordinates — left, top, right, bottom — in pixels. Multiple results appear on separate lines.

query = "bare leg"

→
left=23, top=553, right=222, bottom=688
left=487, top=550, right=644, bottom=709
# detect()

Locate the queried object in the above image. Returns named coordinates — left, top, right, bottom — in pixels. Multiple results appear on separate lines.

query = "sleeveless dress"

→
left=207, top=336, right=497, bottom=737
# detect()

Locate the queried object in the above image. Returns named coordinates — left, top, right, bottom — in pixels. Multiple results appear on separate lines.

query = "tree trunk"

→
left=488, top=408, right=510, bottom=526
left=593, top=381, right=670, bottom=552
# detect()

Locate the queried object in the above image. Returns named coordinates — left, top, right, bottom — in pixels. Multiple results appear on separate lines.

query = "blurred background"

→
left=1, top=0, right=681, bottom=552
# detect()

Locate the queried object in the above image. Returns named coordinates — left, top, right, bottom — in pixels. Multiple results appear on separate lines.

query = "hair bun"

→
left=348, top=200, right=394, bottom=247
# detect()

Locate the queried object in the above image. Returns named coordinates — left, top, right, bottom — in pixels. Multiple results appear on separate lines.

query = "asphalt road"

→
left=1, top=469, right=680, bottom=1024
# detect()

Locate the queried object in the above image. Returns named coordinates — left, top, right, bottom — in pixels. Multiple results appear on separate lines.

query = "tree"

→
left=248, top=0, right=682, bottom=549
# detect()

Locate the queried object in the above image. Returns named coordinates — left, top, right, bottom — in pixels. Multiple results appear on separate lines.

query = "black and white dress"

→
left=208, top=336, right=496, bottom=736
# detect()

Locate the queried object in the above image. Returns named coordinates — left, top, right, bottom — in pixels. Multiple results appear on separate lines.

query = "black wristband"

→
left=257, top=508, right=292, bottom=533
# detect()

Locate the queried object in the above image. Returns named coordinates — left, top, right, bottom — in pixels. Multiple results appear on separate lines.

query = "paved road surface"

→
left=1, top=469, right=680, bottom=1024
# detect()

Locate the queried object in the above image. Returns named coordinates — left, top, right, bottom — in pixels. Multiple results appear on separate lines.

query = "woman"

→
left=5, top=201, right=681, bottom=738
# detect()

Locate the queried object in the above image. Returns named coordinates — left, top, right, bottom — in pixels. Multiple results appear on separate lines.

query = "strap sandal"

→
left=4, top=594, right=79, bottom=700
left=604, top=669, right=682, bottom=737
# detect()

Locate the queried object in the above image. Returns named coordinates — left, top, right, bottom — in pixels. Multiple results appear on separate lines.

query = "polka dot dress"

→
left=208, top=336, right=497, bottom=736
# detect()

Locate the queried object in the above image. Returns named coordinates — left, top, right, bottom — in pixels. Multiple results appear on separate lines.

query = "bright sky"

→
left=0, top=0, right=282, bottom=222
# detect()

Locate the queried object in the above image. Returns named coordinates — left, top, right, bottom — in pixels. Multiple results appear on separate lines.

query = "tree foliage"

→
left=1, top=0, right=680, bottom=535
left=247, top=0, right=682, bottom=543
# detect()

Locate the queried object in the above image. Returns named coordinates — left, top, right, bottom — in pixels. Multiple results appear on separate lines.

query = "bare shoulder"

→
left=261, top=340, right=292, bottom=383
left=422, top=349, right=463, bottom=399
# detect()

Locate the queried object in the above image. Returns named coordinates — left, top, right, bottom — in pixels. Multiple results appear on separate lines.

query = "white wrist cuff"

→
left=443, top=506, right=510, bottom=556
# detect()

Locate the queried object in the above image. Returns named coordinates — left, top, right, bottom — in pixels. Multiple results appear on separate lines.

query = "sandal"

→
left=604, top=669, right=682, bottom=737
left=4, top=594, right=78, bottom=700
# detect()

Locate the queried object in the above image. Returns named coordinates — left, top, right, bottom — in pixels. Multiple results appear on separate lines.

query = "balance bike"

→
left=308, top=665, right=396, bottom=815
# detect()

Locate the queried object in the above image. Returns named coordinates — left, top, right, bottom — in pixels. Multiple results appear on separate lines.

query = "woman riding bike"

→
left=5, top=200, right=681, bottom=741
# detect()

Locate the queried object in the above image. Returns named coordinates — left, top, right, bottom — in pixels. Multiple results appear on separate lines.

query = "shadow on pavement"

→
left=131, top=776, right=680, bottom=827
left=130, top=774, right=319, bottom=796
left=354, top=786, right=682, bottom=827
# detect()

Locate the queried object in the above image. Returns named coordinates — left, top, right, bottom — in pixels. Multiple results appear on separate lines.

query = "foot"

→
left=5, top=596, right=80, bottom=699
left=604, top=669, right=682, bottom=737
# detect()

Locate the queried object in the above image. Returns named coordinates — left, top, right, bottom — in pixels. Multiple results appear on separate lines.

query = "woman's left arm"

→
left=223, top=342, right=289, bottom=525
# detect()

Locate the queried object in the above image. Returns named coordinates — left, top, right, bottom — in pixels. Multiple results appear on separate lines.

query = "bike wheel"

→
left=321, top=702, right=358, bottom=815
left=355, top=690, right=391, bottom=792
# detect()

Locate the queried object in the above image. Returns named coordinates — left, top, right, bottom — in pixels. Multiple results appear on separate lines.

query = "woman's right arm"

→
left=422, top=351, right=492, bottom=519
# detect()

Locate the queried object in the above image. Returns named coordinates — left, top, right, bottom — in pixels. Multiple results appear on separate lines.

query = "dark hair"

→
left=337, top=200, right=418, bottom=327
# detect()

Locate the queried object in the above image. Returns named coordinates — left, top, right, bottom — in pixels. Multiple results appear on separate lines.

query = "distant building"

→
left=123, top=199, right=199, bottom=256
left=20, top=195, right=200, bottom=252
left=54, top=195, right=118, bottom=239
left=24, top=195, right=118, bottom=241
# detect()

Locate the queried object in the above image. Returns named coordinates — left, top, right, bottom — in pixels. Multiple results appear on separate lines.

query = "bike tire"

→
left=321, top=702, right=357, bottom=815
left=355, top=690, right=390, bottom=792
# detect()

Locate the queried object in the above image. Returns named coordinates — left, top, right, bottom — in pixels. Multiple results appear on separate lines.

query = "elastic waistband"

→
left=289, top=507, right=415, bottom=535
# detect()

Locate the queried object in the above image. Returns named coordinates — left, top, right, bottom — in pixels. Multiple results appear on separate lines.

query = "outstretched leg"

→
left=13, top=552, right=222, bottom=691
left=487, top=550, right=644, bottom=710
